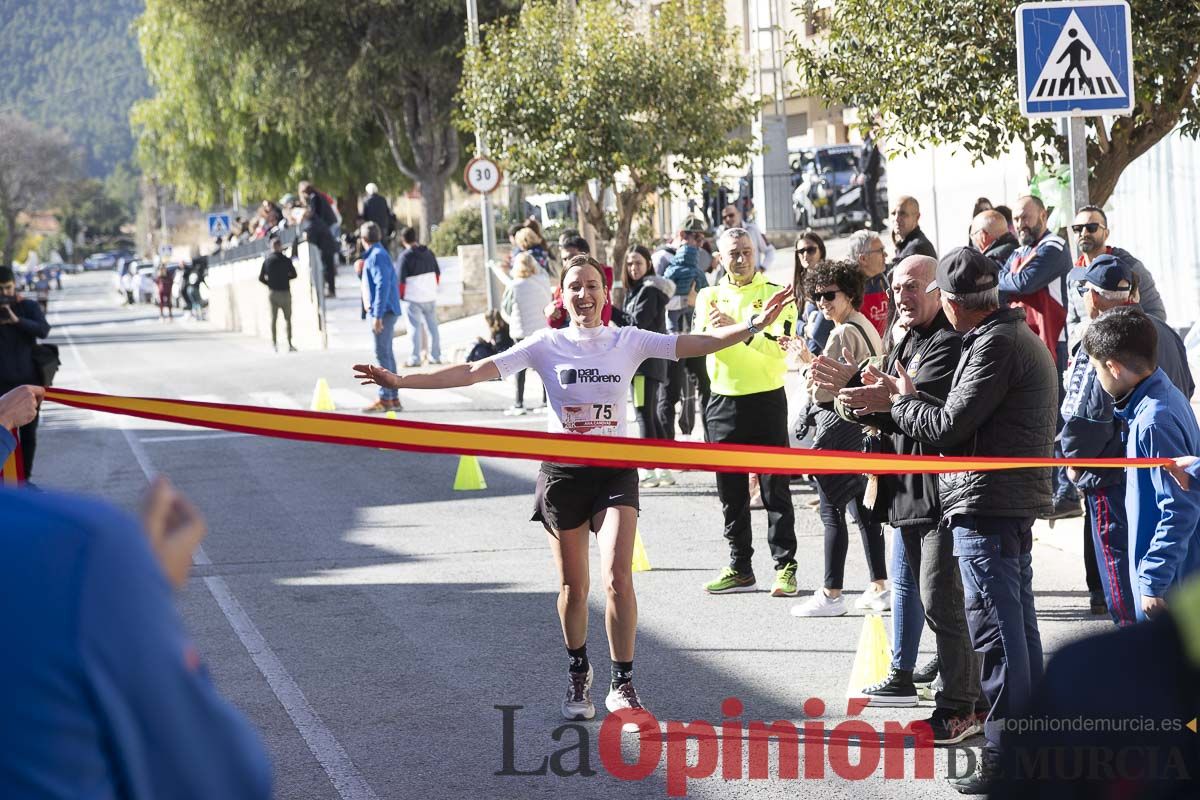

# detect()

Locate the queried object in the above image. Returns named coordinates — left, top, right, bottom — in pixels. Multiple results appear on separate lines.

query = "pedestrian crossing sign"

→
left=207, top=213, right=232, bottom=238
left=1016, top=0, right=1134, bottom=118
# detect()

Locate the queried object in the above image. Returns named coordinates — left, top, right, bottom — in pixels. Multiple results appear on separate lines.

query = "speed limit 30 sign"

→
left=464, top=157, right=502, bottom=194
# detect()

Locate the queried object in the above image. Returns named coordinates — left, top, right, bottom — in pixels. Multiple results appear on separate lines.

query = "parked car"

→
left=83, top=249, right=134, bottom=271
left=790, top=145, right=887, bottom=231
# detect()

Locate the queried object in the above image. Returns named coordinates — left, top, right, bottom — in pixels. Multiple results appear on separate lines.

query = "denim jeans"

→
left=951, top=515, right=1044, bottom=752
left=1084, top=484, right=1137, bottom=627
left=903, top=524, right=982, bottom=715
left=372, top=312, right=399, bottom=401
left=405, top=300, right=441, bottom=364
left=890, top=529, right=924, bottom=672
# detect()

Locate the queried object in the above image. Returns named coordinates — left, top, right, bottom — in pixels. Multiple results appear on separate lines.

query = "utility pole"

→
left=466, top=0, right=500, bottom=311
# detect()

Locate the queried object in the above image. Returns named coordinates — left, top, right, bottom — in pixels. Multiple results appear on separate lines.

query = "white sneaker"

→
left=638, top=469, right=659, bottom=489
left=605, top=683, right=649, bottom=733
left=562, top=666, right=595, bottom=721
left=790, top=591, right=847, bottom=617
left=503, top=405, right=527, bottom=417
left=654, top=468, right=676, bottom=486
left=855, top=586, right=892, bottom=612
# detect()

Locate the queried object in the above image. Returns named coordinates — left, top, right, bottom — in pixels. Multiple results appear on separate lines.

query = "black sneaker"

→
left=912, top=655, right=940, bottom=686
left=1089, top=589, right=1109, bottom=615
left=947, top=746, right=999, bottom=794
left=858, top=668, right=918, bottom=707
left=923, top=708, right=984, bottom=745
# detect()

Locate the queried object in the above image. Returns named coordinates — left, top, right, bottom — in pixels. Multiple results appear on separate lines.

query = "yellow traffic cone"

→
left=631, top=529, right=652, bottom=572
left=453, top=455, right=487, bottom=490
left=846, top=612, right=892, bottom=698
left=310, top=378, right=336, bottom=411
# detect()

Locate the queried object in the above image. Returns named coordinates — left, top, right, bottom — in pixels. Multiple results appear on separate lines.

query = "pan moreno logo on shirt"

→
left=558, top=367, right=620, bottom=385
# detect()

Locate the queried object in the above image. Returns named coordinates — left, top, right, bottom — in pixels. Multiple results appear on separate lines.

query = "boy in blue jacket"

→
left=1084, top=307, right=1200, bottom=621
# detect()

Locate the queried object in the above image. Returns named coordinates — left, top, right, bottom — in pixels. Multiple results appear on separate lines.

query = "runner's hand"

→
left=141, top=478, right=207, bottom=590
left=755, top=284, right=796, bottom=328
left=354, top=363, right=400, bottom=389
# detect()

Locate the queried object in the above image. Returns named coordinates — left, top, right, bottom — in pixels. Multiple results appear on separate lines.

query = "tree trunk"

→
left=418, top=175, right=446, bottom=243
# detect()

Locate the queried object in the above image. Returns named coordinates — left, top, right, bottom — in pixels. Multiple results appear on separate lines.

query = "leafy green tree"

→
left=56, top=179, right=130, bottom=243
left=460, top=0, right=757, bottom=268
left=131, top=0, right=399, bottom=212
left=0, top=113, right=79, bottom=266
left=791, top=0, right=1200, bottom=206
left=134, top=0, right=516, bottom=236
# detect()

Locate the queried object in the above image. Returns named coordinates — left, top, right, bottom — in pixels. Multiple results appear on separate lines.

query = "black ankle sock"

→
left=567, top=644, right=589, bottom=674
left=611, top=660, right=634, bottom=690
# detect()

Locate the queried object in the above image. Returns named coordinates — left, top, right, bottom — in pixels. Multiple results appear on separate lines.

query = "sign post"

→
left=465, top=0, right=501, bottom=312
left=1016, top=0, right=1134, bottom=217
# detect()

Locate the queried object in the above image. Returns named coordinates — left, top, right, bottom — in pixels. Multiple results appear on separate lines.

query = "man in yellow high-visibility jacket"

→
left=695, top=227, right=800, bottom=598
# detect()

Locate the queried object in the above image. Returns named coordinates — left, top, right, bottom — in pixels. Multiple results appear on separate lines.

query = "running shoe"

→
left=503, top=405, right=527, bottom=416
left=562, top=666, right=595, bottom=721
left=923, top=708, right=984, bottom=746
left=770, top=563, right=799, bottom=597
left=605, top=683, right=649, bottom=733
left=361, top=400, right=389, bottom=413
left=857, top=668, right=918, bottom=707
left=703, top=567, right=757, bottom=594
left=638, top=469, right=660, bottom=489
left=654, top=468, right=676, bottom=486
left=790, top=591, right=847, bottom=617
left=854, top=586, right=892, bottom=612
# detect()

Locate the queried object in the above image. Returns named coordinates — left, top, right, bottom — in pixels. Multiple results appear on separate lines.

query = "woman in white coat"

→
left=496, top=253, right=553, bottom=414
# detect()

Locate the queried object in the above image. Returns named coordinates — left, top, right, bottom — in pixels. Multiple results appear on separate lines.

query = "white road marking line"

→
left=55, top=319, right=379, bottom=800
left=331, top=388, right=372, bottom=410
left=247, top=391, right=303, bottom=409
left=140, top=432, right=250, bottom=443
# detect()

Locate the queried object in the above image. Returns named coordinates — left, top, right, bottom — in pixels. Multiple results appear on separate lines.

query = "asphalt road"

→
left=32, top=271, right=1112, bottom=799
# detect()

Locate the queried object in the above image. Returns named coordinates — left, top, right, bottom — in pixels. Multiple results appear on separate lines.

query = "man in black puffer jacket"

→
left=860, top=248, right=1058, bottom=795
left=824, top=255, right=980, bottom=744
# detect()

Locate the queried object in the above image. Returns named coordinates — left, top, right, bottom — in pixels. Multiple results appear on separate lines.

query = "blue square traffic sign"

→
left=207, top=213, right=233, bottom=238
left=1016, top=0, right=1134, bottom=118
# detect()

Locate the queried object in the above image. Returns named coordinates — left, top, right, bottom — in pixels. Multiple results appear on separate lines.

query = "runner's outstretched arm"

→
left=674, top=284, right=794, bottom=359
left=353, top=360, right=500, bottom=390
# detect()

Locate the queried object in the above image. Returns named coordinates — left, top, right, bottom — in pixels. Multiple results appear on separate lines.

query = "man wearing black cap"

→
left=1060, top=255, right=1194, bottom=628
left=854, top=247, right=1058, bottom=793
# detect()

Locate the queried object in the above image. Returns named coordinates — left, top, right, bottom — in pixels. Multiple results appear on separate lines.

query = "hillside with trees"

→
left=0, top=0, right=148, bottom=176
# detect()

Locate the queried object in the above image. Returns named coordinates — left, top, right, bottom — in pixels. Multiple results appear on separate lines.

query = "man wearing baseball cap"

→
left=1060, top=254, right=1194, bottom=628
left=850, top=247, right=1058, bottom=793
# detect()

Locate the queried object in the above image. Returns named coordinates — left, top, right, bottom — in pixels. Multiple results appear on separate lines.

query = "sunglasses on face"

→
left=1070, top=222, right=1106, bottom=235
left=810, top=290, right=840, bottom=302
left=796, top=246, right=818, bottom=256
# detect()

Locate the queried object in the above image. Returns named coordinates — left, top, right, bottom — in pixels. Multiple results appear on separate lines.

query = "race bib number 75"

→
left=560, top=403, right=619, bottom=436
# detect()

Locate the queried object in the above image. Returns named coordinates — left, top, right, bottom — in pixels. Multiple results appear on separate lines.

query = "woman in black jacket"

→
left=622, top=244, right=677, bottom=488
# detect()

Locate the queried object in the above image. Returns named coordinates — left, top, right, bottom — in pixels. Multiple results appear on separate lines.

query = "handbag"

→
left=32, top=343, right=60, bottom=387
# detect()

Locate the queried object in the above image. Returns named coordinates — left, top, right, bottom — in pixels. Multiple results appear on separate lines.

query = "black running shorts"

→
left=532, top=463, right=639, bottom=532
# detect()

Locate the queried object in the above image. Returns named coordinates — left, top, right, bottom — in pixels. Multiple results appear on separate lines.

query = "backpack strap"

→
left=845, top=319, right=880, bottom=358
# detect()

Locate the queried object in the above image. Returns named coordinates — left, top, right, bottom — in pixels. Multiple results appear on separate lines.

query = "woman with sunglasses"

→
left=789, top=260, right=889, bottom=618
left=354, top=254, right=794, bottom=726
left=792, top=231, right=835, bottom=358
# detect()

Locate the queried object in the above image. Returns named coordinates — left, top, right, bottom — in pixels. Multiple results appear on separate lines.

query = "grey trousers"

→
left=900, top=524, right=983, bottom=715
left=269, top=290, right=293, bottom=346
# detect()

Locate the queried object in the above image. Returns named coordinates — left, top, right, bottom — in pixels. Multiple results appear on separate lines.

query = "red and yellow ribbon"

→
left=1, top=434, right=24, bottom=486
left=37, top=387, right=1167, bottom=476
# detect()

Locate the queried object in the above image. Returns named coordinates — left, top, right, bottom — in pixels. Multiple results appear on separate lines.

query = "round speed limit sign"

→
left=464, top=157, right=502, bottom=194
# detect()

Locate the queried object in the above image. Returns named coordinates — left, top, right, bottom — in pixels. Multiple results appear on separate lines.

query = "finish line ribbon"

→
left=30, top=387, right=1167, bottom=476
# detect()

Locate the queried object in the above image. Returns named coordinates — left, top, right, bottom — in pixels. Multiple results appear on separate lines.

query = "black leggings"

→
left=816, top=481, right=887, bottom=590
left=634, top=377, right=665, bottom=440
left=658, top=356, right=711, bottom=437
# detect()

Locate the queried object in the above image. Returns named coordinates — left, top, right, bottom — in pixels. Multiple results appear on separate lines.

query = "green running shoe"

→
left=771, top=563, right=799, bottom=597
left=704, top=566, right=757, bottom=594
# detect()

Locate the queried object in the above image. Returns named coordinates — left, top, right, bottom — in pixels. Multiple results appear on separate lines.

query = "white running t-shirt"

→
left=492, top=325, right=679, bottom=437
